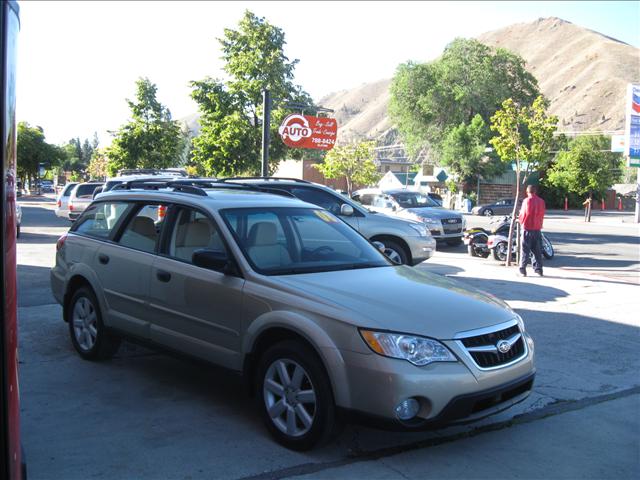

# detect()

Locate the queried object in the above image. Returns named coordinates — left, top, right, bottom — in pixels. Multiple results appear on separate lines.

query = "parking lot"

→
left=16, top=196, right=640, bottom=479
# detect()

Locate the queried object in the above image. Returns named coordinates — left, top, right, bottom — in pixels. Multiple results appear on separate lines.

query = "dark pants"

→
left=520, top=229, right=543, bottom=272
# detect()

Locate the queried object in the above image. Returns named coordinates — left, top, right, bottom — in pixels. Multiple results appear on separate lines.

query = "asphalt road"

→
left=15, top=197, right=640, bottom=479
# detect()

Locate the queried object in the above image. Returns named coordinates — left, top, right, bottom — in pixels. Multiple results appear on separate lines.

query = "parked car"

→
left=39, top=180, right=55, bottom=193
left=15, top=202, right=21, bottom=237
left=472, top=198, right=516, bottom=216
left=55, top=182, right=79, bottom=219
left=218, top=177, right=436, bottom=265
left=50, top=182, right=535, bottom=450
left=353, top=188, right=465, bottom=246
left=67, top=182, right=104, bottom=220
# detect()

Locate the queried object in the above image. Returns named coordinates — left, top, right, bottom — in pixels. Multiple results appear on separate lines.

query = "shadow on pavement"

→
left=20, top=205, right=71, bottom=228
left=448, top=275, right=569, bottom=302
left=18, top=264, right=56, bottom=307
left=18, top=231, right=64, bottom=245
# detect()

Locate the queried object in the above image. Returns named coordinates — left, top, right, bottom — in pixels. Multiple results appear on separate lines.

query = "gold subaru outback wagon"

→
left=51, top=181, right=535, bottom=450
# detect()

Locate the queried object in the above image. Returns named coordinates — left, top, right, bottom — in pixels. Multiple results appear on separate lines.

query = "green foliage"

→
left=61, top=136, right=96, bottom=174
left=489, top=96, right=558, bottom=174
left=314, top=141, right=381, bottom=195
left=389, top=38, right=539, bottom=157
left=440, top=114, right=505, bottom=183
left=190, top=10, right=311, bottom=177
left=106, top=78, right=183, bottom=175
left=17, top=122, right=63, bottom=183
left=86, top=149, right=109, bottom=180
left=545, top=135, right=623, bottom=198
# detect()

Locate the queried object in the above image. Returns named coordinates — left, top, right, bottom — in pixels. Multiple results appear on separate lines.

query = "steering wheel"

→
left=310, top=246, right=334, bottom=258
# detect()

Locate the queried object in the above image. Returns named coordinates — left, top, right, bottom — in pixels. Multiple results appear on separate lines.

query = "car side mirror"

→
left=340, top=204, right=354, bottom=216
left=371, top=241, right=386, bottom=253
left=193, top=249, right=231, bottom=273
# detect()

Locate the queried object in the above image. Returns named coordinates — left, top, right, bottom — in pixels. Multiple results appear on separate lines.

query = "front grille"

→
left=459, top=324, right=525, bottom=369
left=441, top=218, right=462, bottom=225
left=443, top=227, right=462, bottom=234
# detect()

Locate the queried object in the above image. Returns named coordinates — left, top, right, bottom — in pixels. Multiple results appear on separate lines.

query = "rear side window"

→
left=287, top=187, right=343, bottom=215
left=61, top=183, right=77, bottom=197
left=74, top=202, right=130, bottom=239
left=74, top=184, right=102, bottom=198
left=118, top=203, right=168, bottom=254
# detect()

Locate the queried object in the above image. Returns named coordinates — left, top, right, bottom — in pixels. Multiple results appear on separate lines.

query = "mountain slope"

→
left=318, top=17, right=640, bottom=144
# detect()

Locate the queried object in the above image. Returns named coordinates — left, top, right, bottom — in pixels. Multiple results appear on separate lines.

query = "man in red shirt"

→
left=518, top=184, right=546, bottom=276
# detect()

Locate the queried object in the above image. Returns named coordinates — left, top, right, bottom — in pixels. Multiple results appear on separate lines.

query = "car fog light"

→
left=395, top=398, right=420, bottom=420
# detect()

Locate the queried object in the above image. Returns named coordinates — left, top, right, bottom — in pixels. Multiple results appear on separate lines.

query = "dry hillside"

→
left=319, top=17, right=640, bottom=144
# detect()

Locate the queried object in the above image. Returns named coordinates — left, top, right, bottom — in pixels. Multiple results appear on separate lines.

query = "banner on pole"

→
left=278, top=114, right=337, bottom=150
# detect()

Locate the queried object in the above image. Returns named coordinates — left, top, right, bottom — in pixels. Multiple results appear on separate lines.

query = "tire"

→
left=256, top=340, right=337, bottom=451
left=382, top=240, right=409, bottom=265
left=467, top=243, right=477, bottom=257
left=446, top=237, right=462, bottom=247
left=484, top=209, right=493, bottom=216
left=67, top=286, right=120, bottom=361
left=492, top=242, right=508, bottom=262
left=542, top=235, right=554, bottom=259
left=478, top=250, right=490, bottom=258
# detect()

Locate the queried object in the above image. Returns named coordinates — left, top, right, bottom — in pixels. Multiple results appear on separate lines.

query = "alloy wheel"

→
left=384, top=247, right=403, bottom=264
left=72, top=296, right=98, bottom=351
left=263, top=359, right=317, bottom=437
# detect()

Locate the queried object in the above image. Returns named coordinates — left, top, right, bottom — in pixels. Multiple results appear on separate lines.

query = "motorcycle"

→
left=463, top=215, right=511, bottom=258
left=487, top=226, right=554, bottom=262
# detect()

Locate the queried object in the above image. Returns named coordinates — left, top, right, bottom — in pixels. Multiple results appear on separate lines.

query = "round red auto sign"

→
left=278, top=114, right=337, bottom=150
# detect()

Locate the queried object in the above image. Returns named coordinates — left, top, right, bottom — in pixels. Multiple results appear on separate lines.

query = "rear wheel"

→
left=67, top=286, right=120, bottom=360
left=256, top=340, right=336, bottom=451
left=493, top=242, right=508, bottom=262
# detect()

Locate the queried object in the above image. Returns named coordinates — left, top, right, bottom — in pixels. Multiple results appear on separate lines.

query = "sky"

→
left=15, top=0, right=640, bottom=147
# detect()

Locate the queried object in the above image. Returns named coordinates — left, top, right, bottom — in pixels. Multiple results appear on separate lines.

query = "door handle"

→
left=98, top=254, right=109, bottom=265
left=156, top=270, right=171, bottom=283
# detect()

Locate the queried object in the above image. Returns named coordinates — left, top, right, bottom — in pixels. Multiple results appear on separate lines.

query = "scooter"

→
left=487, top=226, right=554, bottom=262
left=463, top=215, right=511, bottom=258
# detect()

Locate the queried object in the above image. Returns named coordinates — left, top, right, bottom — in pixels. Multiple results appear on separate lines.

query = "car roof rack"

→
left=220, top=176, right=312, bottom=184
left=117, top=168, right=188, bottom=177
left=109, top=179, right=296, bottom=198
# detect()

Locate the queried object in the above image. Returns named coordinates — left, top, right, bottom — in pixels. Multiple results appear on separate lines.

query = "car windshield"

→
left=389, top=192, right=440, bottom=208
left=221, top=207, right=391, bottom=275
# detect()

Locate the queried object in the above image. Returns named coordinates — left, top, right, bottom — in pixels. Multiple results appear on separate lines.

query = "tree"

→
left=389, top=38, right=540, bottom=158
left=313, top=141, right=381, bottom=195
left=105, top=77, right=183, bottom=175
left=545, top=135, right=623, bottom=212
left=17, top=122, right=62, bottom=186
left=489, top=96, right=558, bottom=266
left=190, top=10, right=311, bottom=177
left=440, top=114, right=505, bottom=185
left=86, top=149, right=110, bottom=180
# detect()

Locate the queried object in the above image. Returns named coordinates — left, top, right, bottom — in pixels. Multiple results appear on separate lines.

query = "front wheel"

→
left=256, top=340, right=336, bottom=451
left=542, top=235, right=554, bottom=259
left=382, top=240, right=409, bottom=265
left=67, top=286, right=120, bottom=360
left=484, top=209, right=493, bottom=216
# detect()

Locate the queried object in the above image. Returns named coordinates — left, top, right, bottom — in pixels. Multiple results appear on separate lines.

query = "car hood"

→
left=275, top=266, right=515, bottom=339
left=402, top=207, right=461, bottom=219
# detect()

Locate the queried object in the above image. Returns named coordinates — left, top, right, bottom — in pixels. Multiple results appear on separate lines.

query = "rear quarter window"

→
left=75, top=184, right=102, bottom=198
left=73, top=202, right=131, bottom=239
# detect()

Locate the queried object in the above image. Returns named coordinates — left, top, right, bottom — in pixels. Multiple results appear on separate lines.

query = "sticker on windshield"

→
left=313, top=210, right=338, bottom=223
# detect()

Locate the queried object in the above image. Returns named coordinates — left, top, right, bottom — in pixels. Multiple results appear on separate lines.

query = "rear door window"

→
left=118, top=203, right=168, bottom=254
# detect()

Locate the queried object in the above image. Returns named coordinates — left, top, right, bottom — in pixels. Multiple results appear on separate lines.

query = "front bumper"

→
left=405, top=235, right=437, bottom=264
left=338, top=333, right=535, bottom=428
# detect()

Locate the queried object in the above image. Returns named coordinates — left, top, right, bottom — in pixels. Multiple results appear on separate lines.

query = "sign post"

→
left=624, top=83, right=640, bottom=222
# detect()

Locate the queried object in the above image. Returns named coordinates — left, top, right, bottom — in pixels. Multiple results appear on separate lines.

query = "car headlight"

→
left=360, top=329, right=457, bottom=366
left=515, top=314, right=526, bottom=331
left=408, top=223, right=429, bottom=237
left=419, top=216, right=440, bottom=225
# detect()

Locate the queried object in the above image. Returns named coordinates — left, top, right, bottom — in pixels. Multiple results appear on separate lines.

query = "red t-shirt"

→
left=518, top=194, right=545, bottom=231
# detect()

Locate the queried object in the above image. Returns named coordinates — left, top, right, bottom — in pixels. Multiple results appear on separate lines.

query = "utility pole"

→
left=261, top=89, right=271, bottom=177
